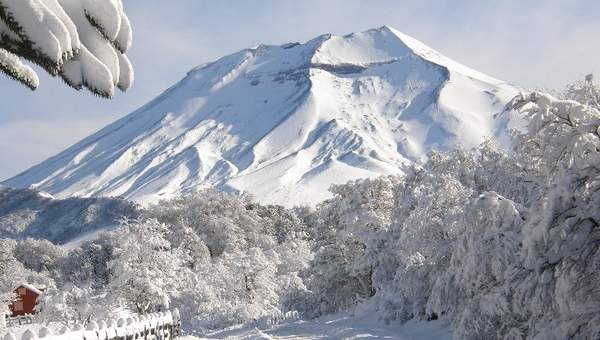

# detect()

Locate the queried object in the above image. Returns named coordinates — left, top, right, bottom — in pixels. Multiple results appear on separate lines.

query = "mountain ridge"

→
left=4, top=26, right=520, bottom=206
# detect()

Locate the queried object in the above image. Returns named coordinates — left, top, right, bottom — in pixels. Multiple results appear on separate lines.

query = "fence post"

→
left=88, top=320, right=101, bottom=340
left=38, top=327, right=52, bottom=339
left=172, top=309, right=180, bottom=339
left=126, top=317, right=134, bottom=340
left=164, top=311, right=171, bottom=340
left=141, top=315, right=148, bottom=340
left=98, top=320, right=108, bottom=340
left=107, top=319, right=117, bottom=340
left=58, top=325, right=69, bottom=335
left=72, top=324, right=84, bottom=340
left=21, top=330, right=36, bottom=340
left=117, top=318, right=127, bottom=340
left=3, top=332, right=16, bottom=340
left=152, top=313, right=158, bottom=340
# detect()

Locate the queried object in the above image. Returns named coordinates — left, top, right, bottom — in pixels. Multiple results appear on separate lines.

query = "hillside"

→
left=0, top=185, right=139, bottom=244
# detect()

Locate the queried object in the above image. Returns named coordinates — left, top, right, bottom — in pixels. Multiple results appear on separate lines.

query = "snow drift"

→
left=3, top=26, right=519, bottom=206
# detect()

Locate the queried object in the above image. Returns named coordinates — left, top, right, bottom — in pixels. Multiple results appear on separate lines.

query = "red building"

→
left=9, top=284, right=44, bottom=316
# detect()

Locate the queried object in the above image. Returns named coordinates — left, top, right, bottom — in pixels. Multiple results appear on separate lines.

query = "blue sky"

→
left=1, top=0, right=599, bottom=180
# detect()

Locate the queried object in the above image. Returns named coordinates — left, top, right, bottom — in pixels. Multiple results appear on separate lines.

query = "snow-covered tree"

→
left=427, top=191, right=525, bottom=338
left=146, top=191, right=277, bottom=257
left=210, top=248, right=280, bottom=324
left=563, top=73, right=600, bottom=109
left=0, top=239, right=52, bottom=294
left=503, top=92, right=600, bottom=338
left=14, top=238, right=66, bottom=273
left=371, top=166, right=471, bottom=323
left=58, top=232, right=116, bottom=289
left=0, top=240, right=21, bottom=329
left=38, top=283, right=114, bottom=326
left=0, top=239, right=56, bottom=327
left=108, top=219, right=189, bottom=314
left=0, top=190, right=313, bottom=330
left=426, top=92, right=600, bottom=338
left=252, top=204, right=309, bottom=244
left=300, top=90, right=600, bottom=338
left=426, top=143, right=540, bottom=206
left=145, top=192, right=311, bottom=330
left=308, top=177, right=395, bottom=316
left=0, top=0, right=133, bottom=97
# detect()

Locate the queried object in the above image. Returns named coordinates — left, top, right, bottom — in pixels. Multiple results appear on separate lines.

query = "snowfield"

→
left=4, top=26, right=519, bottom=207
left=185, top=313, right=452, bottom=340
left=5, top=314, right=450, bottom=340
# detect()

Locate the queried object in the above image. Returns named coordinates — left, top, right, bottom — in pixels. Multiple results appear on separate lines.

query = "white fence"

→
left=4, top=309, right=181, bottom=340
left=6, top=315, right=34, bottom=328
left=256, top=310, right=300, bottom=328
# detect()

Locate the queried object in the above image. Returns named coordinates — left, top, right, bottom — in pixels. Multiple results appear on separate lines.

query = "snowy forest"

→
left=1, top=1, right=600, bottom=339
left=1, top=78, right=599, bottom=339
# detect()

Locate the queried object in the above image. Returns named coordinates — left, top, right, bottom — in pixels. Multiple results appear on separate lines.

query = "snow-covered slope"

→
left=0, top=185, right=139, bottom=244
left=4, top=26, right=519, bottom=206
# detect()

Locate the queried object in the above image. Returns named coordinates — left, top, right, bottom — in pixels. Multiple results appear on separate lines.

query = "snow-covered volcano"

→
left=4, top=26, right=519, bottom=206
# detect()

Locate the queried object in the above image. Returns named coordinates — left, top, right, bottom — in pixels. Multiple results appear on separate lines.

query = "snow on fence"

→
left=256, top=310, right=300, bottom=328
left=3, top=309, right=181, bottom=340
left=7, top=315, right=35, bottom=327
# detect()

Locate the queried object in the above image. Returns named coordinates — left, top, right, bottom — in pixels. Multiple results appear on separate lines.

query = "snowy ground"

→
left=184, top=313, right=452, bottom=339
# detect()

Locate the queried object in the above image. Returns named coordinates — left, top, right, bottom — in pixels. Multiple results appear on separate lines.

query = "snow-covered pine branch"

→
left=0, top=0, right=133, bottom=98
left=0, top=48, right=38, bottom=89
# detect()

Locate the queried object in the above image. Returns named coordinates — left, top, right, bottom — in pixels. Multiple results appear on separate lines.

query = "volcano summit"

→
left=4, top=26, right=520, bottom=206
